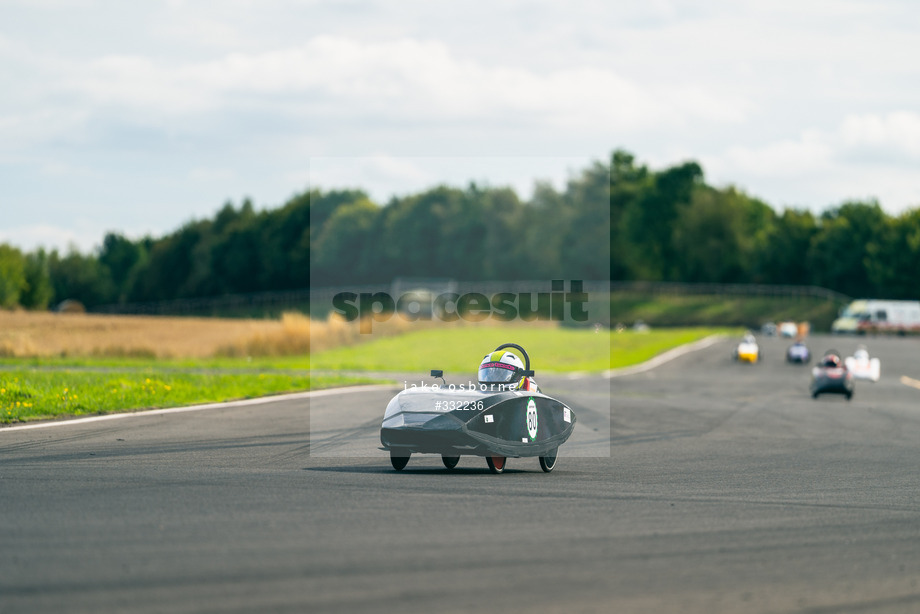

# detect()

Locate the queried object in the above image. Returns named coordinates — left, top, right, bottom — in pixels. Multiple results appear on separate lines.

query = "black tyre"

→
left=390, top=450, right=410, bottom=471
left=812, top=391, right=819, bottom=399
left=846, top=392, right=853, bottom=401
left=539, top=448, right=558, bottom=473
left=442, top=455, right=460, bottom=470
left=486, top=455, right=506, bottom=474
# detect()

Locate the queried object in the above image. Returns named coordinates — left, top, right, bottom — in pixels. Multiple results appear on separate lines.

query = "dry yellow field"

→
left=0, top=309, right=428, bottom=358
left=0, top=310, right=299, bottom=358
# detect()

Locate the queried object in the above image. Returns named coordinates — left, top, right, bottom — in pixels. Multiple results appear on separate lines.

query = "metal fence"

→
left=608, top=281, right=851, bottom=303
left=91, top=280, right=850, bottom=317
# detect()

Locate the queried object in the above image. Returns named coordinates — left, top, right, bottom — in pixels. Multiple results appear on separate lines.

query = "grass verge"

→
left=0, top=371, right=381, bottom=424
left=309, top=325, right=738, bottom=374
left=1, top=324, right=737, bottom=425
left=610, top=293, right=841, bottom=331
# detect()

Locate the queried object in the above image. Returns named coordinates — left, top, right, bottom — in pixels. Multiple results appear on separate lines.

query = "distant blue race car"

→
left=786, top=341, right=811, bottom=364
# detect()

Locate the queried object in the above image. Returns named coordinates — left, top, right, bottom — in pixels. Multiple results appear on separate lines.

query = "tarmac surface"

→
left=2, top=333, right=920, bottom=613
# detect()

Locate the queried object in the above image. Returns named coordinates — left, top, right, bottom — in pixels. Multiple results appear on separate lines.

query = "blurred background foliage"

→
left=1, top=149, right=918, bottom=312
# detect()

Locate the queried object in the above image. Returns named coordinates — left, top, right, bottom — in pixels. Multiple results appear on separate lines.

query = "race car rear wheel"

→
left=390, top=450, right=410, bottom=471
left=539, top=448, right=558, bottom=473
left=442, top=455, right=460, bottom=470
left=486, top=455, right=506, bottom=474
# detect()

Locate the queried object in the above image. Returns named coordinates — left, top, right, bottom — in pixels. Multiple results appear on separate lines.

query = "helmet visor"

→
left=478, top=362, right=517, bottom=383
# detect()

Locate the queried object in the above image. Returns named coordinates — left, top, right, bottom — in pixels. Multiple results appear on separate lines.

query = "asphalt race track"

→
left=2, top=333, right=920, bottom=613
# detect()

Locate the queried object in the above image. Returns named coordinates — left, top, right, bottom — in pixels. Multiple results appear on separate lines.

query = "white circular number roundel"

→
left=526, top=398, right=538, bottom=440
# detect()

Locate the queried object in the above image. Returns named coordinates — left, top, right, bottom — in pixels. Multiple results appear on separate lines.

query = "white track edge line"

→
left=602, top=334, right=727, bottom=379
left=0, top=384, right=398, bottom=432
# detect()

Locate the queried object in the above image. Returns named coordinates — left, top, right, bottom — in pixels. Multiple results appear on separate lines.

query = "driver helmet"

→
left=478, top=350, right=526, bottom=390
left=823, top=353, right=841, bottom=367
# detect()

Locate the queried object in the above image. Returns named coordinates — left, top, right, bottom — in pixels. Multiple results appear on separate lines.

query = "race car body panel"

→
left=735, top=341, right=760, bottom=363
left=810, top=365, right=855, bottom=398
left=380, top=387, right=575, bottom=458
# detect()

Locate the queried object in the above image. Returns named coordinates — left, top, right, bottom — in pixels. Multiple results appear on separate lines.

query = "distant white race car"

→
left=779, top=322, right=798, bottom=338
left=844, top=346, right=880, bottom=382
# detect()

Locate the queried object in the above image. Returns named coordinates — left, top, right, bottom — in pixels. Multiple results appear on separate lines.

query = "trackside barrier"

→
left=90, top=281, right=850, bottom=317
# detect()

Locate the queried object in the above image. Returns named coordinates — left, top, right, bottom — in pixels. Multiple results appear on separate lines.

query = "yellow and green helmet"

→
left=478, top=350, right=526, bottom=387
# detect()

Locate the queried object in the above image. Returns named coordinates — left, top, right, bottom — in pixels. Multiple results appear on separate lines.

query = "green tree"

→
left=261, top=191, right=311, bottom=289
left=128, top=222, right=210, bottom=301
left=610, top=150, right=650, bottom=280
left=99, top=233, right=145, bottom=303
left=312, top=198, right=381, bottom=285
left=0, top=244, right=27, bottom=308
left=210, top=218, right=267, bottom=294
left=522, top=181, right=567, bottom=280
left=807, top=201, right=886, bottom=297
left=759, top=209, right=818, bottom=285
left=21, top=249, right=54, bottom=309
left=48, top=249, right=114, bottom=308
left=864, top=208, right=920, bottom=299
left=622, top=160, right=703, bottom=280
left=376, top=187, right=470, bottom=281
left=672, top=187, right=752, bottom=282
left=559, top=161, right=611, bottom=280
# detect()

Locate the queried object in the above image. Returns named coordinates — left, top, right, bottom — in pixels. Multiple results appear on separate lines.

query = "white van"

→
left=831, top=299, right=920, bottom=334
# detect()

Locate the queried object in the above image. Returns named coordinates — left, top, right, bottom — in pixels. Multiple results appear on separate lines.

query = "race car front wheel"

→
left=486, top=455, right=506, bottom=474
left=539, top=448, right=558, bottom=473
left=390, top=450, right=411, bottom=471
left=442, top=455, right=460, bottom=470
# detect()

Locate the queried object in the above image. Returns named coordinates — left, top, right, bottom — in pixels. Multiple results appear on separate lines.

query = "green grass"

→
left=309, top=325, right=736, bottom=374
left=2, top=324, right=736, bottom=425
left=609, top=293, right=841, bottom=331
left=0, top=370, right=380, bottom=424
left=607, top=328, right=738, bottom=369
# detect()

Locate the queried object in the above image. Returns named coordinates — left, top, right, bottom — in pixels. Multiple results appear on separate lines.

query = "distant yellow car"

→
left=733, top=334, right=760, bottom=364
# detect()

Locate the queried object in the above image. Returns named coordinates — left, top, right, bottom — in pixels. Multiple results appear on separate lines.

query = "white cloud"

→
left=839, top=112, right=920, bottom=159
left=188, top=167, right=234, bottom=182
left=153, top=14, right=247, bottom=50
left=712, top=111, right=920, bottom=178
left=713, top=131, right=834, bottom=177
left=0, top=223, right=99, bottom=254
left=703, top=111, right=920, bottom=209
left=35, top=34, right=747, bottom=132
left=309, top=155, right=591, bottom=204
left=3, top=0, right=920, bottom=253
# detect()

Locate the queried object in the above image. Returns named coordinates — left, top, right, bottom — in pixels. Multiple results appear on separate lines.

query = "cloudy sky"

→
left=2, top=0, right=919, bottom=253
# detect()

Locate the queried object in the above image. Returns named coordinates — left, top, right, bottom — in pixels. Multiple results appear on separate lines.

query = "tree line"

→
left=1, top=149, right=918, bottom=311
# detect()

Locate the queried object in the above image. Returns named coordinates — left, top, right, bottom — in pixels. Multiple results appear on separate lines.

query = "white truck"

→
left=831, top=299, right=920, bottom=335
